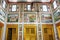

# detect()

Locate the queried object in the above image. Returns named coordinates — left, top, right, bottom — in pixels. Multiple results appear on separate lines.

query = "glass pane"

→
left=27, top=5, right=31, bottom=11
left=12, top=5, right=17, bottom=11
left=42, top=5, right=48, bottom=11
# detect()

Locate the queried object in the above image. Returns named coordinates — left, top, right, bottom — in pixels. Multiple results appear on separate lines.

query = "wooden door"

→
left=7, top=28, right=12, bottom=40
left=12, top=28, right=16, bottom=40
left=7, top=28, right=16, bottom=40
left=42, top=24, right=55, bottom=40
left=24, top=24, right=36, bottom=40
left=6, top=24, right=18, bottom=40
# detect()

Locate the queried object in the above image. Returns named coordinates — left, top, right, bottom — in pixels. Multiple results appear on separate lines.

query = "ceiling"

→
left=8, top=0, right=51, bottom=2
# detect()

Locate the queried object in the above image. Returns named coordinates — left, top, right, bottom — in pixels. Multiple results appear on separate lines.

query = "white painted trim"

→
left=2, top=12, right=7, bottom=40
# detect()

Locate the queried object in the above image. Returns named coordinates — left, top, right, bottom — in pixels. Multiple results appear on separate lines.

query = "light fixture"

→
left=41, top=0, right=50, bottom=2
left=9, top=0, right=17, bottom=2
left=27, top=0, right=32, bottom=2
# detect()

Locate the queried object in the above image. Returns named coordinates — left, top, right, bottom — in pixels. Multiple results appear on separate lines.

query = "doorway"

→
left=6, top=24, right=18, bottom=40
left=42, top=24, right=55, bottom=40
left=7, top=28, right=12, bottom=40
left=24, top=24, right=37, bottom=40
left=7, top=28, right=16, bottom=40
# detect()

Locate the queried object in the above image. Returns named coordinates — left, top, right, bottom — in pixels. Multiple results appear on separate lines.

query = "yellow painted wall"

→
left=6, top=24, right=18, bottom=40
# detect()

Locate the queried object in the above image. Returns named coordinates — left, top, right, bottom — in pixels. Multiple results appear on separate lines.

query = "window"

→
left=42, top=5, right=48, bottom=11
left=2, top=1, right=6, bottom=8
left=53, top=1, right=57, bottom=9
left=27, top=4, right=31, bottom=11
left=12, top=5, right=17, bottom=11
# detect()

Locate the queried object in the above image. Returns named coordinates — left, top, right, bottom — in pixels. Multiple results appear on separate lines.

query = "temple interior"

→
left=0, top=0, right=60, bottom=40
